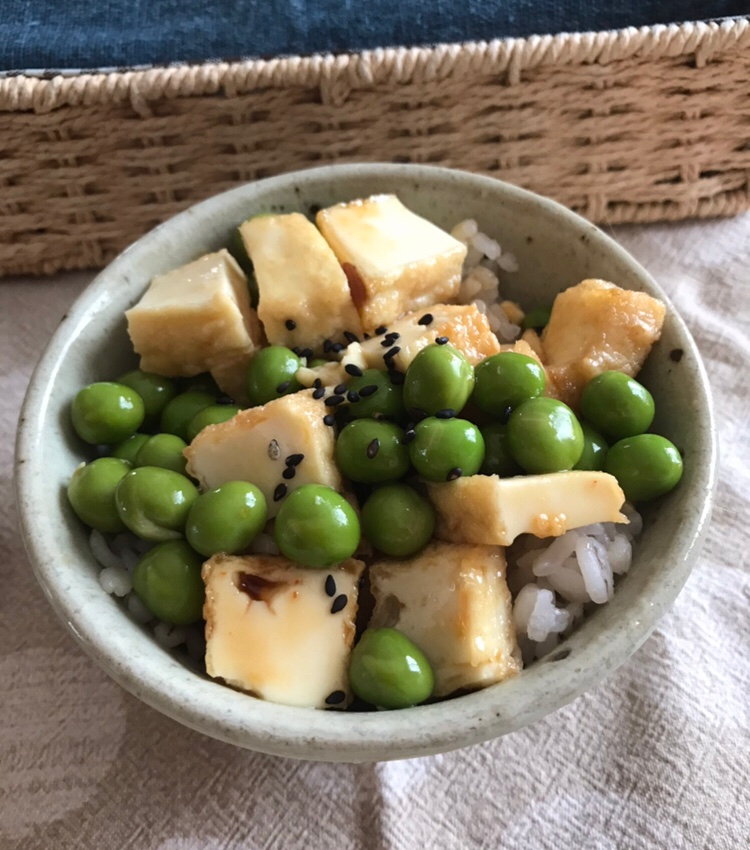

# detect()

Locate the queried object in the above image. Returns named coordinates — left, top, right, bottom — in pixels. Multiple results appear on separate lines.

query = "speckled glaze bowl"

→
left=15, top=165, right=717, bottom=762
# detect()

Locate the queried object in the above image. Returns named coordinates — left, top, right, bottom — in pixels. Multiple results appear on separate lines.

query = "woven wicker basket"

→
left=1, top=19, right=749, bottom=278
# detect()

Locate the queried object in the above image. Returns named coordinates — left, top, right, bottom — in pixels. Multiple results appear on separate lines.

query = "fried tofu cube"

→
left=203, top=554, right=364, bottom=708
left=184, top=391, right=342, bottom=517
left=317, top=195, right=467, bottom=332
left=296, top=304, right=500, bottom=389
left=125, top=250, right=262, bottom=377
left=209, top=352, right=254, bottom=405
left=358, top=303, right=500, bottom=372
left=426, top=472, right=626, bottom=546
left=369, top=542, right=520, bottom=697
left=240, top=213, right=362, bottom=351
left=541, top=279, right=666, bottom=408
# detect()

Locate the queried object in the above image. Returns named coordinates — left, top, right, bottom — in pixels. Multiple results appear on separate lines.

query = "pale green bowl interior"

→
left=16, top=165, right=717, bottom=762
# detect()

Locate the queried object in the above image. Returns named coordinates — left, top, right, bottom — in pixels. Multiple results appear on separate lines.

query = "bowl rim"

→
left=15, top=163, right=718, bottom=762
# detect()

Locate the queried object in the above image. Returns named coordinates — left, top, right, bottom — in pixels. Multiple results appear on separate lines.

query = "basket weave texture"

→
left=1, top=19, right=749, bottom=278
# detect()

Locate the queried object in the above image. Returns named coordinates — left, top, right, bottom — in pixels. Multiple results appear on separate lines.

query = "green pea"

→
left=347, top=369, right=406, bottom=423
left=507, top=397, right=584, bottom=473
left=179, top=373, right=222, bottom=396
left=227, top=227, right=259, bottom=307
left=473, top=352, right=546, bottom=417
left=308, top=358, right=328, bottom=368
left=521, top=306, right=552, bottom=331
left=349, top=628, right=434, bottom=709
left=605, top=434, right=683, bottom=502
left=186, top=405, right=241, bottom=442
left=574, top=423, right=609, bottom=471
left=71, top=382, right=145, bottom=445
left=67, top=457, right=131, bottom=533
left=480, top=422, right=523, bottom=477
left=186, top=482, right=267, bottom=556
left=409, top=417, right=485, bottom=482
left=115, top=466, right=198, bottom=541
left=111, top=433, right=150, bottom=465
left=580, top=371, right=655, bottom=440
left=132, top=540, right=205, bottom=625
left=335, top=420, right=411, bottom=484
left=135, top=433, right=189, bottom=474
left=274, top=484, right=360, bottom=569
left=117, top=370, right=177, bottom=422
left=246, top=346, right=302, bottom=406
left=403, top=344, right=475, bottom=417
left=159, top=391, right=216, bottom=440
left=361, top=484, right=435, bottom=557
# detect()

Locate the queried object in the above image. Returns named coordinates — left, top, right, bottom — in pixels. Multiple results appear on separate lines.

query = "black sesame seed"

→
left=323, top=339, right=333, bottom=353
left=344, top=364, right=363, bottom=377
left=412, top=408, right=428, bottom=422
left=418, top=313, right=434, bottom=326
left=383, top=346, right=401, bottom=360
left=375, top=325, right=388, bottom=335
left=381, top=337, right=394, bottom=347
left=300, top=348, right=314, bottom=360
left=325, top=394, right=345, bottom=407
left=324, top=574, right=336, bottom=597
left=313, top=377, right=323, bottom=389
left=366, top=438, right=380, bottom=459
left=388, top=370, right=405, bottom=385
left=435, top=336, right=449, bottom=345
left=670, top=348, right=684, bottom=362
left=389, top=332, right=400, bottom=341
left=358, top=384, right=378, bottom=398
left=276, top=380, right=291, bottom=393
left=291, top=346, right=303, bottom=356
left=330, top=594, right=348, bottom=614
left=331, top=343, right=345, bottom=354
left=323, top=414, right=336, bottom=426
left=267, top=439, right=281, bottom=460
left=500, top=405, right=513, bottom=425
left=273, top=483, right=288, bottom=501
left=286, top=453, right=304, bottom=466
left=325, top=690, right=346, bottom=705
left=402, top=429, right=416, bottom=445
left=435, top=408, right=456, bottom=419
left=347, top=390, right=360, bottom=403
left=446, top=467, right=462, bottom=481
left=285, top=318, right=296, bottom=330
left=344, top=331, right=359, bottom=344
left=334, top=383, right=347, bottom=396
left=282, top=466, right=296, bottom=480
left=363, top=333, right=371, bottom=340
left=312, top=387, right=325, bottom=399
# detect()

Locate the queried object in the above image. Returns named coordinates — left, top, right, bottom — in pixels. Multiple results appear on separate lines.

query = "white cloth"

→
left=1, top=216, right=748, bottom=849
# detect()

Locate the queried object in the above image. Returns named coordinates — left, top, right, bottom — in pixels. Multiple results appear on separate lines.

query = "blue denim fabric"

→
left=1, top=1, right=748, bottom=72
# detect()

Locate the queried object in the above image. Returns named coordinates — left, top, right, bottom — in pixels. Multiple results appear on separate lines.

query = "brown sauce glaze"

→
left=236, top=572, right=286, bottom=603
left=342, top=262, right=366, bottom=310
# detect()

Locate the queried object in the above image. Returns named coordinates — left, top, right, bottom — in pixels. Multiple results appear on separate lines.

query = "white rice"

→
left=509, top=507, right=642, bottom=660
left=98, top=566, right=132, bottom=597
left=453, top=218, right=521, bottom=343
left=90, top=531, right=191, bottom=650
left=250, top=532, right=280, bottom=555
left=154, top=621, right=188, bottom=649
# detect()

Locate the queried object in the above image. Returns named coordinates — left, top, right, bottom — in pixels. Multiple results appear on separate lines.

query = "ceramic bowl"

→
left=15, top=164, right=717, bottom=762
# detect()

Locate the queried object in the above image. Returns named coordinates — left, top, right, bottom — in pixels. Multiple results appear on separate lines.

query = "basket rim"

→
left=1, top=17, right=749, bottom=114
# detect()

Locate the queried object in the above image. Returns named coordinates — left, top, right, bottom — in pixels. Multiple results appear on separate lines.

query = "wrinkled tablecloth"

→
left=1, top=215, right=748, bottom=850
